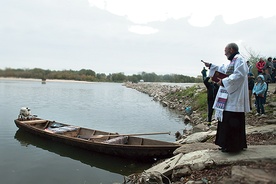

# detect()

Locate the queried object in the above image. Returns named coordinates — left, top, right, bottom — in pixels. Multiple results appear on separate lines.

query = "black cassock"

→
left=215, top=111, right=247, bottom=152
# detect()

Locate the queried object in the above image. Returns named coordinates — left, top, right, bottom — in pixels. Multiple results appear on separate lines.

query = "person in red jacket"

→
left=256, top=58, right=266, bottom=74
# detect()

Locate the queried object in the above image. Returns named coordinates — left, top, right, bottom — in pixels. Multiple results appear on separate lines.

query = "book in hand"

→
left=212, top=71, right=228, bottom=82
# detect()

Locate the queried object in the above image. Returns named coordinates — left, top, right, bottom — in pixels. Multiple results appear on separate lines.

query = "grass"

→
left=163, top=85, right=209, bottom=120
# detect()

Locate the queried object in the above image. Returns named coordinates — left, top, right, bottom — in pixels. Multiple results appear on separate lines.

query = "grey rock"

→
left=220, top=165, right=276, bottom=183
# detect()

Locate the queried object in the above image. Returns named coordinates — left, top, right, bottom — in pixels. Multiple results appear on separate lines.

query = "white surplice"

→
left=209, top=54, right=250, bottom=121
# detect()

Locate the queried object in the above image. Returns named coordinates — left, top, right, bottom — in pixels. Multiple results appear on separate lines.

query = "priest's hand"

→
left=201, top=60, right=211, bottom=68
left=217, top=78, right=223, bottom=86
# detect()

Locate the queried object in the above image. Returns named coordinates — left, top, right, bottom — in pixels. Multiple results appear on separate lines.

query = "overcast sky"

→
left=1, top=0, right=276, bottom=77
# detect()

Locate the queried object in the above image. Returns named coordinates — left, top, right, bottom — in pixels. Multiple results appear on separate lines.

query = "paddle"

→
left=91, top=131, right=171, bottom=139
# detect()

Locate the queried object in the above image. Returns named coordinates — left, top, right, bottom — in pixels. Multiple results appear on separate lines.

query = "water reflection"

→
left=14, top=129, right=152, bottom=176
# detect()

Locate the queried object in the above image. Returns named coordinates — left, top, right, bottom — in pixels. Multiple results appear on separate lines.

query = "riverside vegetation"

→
left=124, top=82, right=276, bottom=184
left=0, top=68, right=201, bottom=83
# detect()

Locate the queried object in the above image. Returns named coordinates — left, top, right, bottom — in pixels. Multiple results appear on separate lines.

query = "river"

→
left=0, top=78, right=193, bottom=184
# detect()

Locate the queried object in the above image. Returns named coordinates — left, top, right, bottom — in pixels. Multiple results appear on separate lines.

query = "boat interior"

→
left=19, top=119, right=172, bottom=146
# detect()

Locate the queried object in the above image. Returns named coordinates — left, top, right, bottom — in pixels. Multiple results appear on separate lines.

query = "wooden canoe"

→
left=14, top=118, right=180, bottom=161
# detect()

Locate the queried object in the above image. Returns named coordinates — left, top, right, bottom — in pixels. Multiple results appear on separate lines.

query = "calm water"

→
left=0, top=79, right=192, bottom=184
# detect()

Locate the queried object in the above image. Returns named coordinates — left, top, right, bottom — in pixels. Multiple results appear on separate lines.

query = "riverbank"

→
left=123, top=82, right=276, bottom=183
left=124, top=82, right=206, bottom=125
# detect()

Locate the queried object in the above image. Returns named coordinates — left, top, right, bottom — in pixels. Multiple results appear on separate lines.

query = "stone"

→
left=171, top=166, right=192, bottom=180
left=175, top=131, right=182, bottom=141
left=146, top=145, right=276, bottom=182
left=269, top=102, right=276, bottom=107
left=190, top=162, right=205, bottom=171
left=184, top=115, right=191, bottom=122
left=193, top=123, right=208, bottom=133
left=161, top=101, right=168, bottom=107
left=173, top=143, right=218, bottom=155
left=177, top=131, right=216, bottom=144
left=209, top=125, right=217, bottom=131
left=247, top=124, right=276, bottom=134
left=221, top=165, right=276, bottom=183
left=264, top=119, right=276, bottom=124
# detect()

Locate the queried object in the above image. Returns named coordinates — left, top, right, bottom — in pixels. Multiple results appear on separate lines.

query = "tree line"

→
left=0, top=68, right=201, bottom=83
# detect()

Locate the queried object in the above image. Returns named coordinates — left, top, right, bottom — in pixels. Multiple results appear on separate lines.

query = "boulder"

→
left=193, top=123, right=208, bottom=133
left=174, top=142, right=219, bottom=155
left=176, top=131, right=216, bottom=144
left=220, top=165, right=276, bottom=183
left=264, top=119, right=276, bottom=124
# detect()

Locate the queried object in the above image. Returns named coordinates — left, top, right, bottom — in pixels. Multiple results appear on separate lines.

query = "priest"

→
left=202, top=43, right=250, bottom=152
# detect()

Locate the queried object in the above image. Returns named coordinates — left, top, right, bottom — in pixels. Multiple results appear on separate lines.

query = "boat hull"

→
left=14, top=119, right=180, bottom=161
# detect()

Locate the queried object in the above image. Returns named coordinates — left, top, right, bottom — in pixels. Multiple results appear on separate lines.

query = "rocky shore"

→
left=123, top=82, right=206, bottom=125
left=123, top=82, right=276, bottom=184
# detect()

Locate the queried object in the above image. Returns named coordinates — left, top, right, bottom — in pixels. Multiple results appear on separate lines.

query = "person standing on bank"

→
left=253, top=75, right=267, bottom=116
left=201, top=67, right=207, bottom=81
left=266, top=57, right=274, bottom=77
left=202, top=43, right=250, bottom=153
left=248, top=73, right=255, bottom=110
left=261, top=68, right=271, bottom=104
left=256, top=58, right=266, bottom=74
left=203, top=77, right=219, bottom=126
left=247, top=61, right=253, bottom=74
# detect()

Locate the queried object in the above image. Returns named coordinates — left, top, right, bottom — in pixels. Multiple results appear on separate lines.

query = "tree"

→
left=110, top=72, right=126, bottom=82
left=79, top=69, right=96, bottom=77
left=243, top=46, right=265, bottom=77
left=96, top=73, right=107, bottom=81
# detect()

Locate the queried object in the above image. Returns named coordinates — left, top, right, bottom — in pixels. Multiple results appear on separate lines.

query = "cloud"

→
left=88, top=0, right=276, bottom=28
left=0, top=0, right=275, bottom=77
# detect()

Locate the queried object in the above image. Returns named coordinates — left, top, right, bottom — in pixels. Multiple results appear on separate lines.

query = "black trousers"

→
left=215, top=111, right=247, bottom=152
left=207, top=99, right=214, bottom=122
